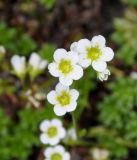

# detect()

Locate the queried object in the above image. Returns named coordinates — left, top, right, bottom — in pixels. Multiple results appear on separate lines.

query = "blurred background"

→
left=0, top=0, right=137, bottom=160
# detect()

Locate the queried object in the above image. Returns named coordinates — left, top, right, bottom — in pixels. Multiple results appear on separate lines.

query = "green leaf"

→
left=112, top=9, right=137, bottom=66
left=0, top=22, right=37, bottom=56
left=39, top=43, right=56, bottom=62
left=17, top=34, right=37, bottom=56
left=40, top=0, right=56, bottom=10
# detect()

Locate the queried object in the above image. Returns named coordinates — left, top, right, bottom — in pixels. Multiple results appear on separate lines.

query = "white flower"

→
left=47, top=83, right=79, bottom=116
left=11, top=55, right=26, bottom=78
left=29, top=52, right=48, bottom=78
left=0, top=45, right=6, bottom=55
left=70, top=42, right=78, bottom=52
left=44, top=145, right=70, bottom=160
left=48, top=48, right=83, bottom=86
left=40, top=119, right=66, bottom=145
left=29, top=52, right=48, bottom=70
left=98, top=68, right=110, bottom=81
left=92, top=148, right=109, bottom=160
left=72, top=35, right=114, bottom=72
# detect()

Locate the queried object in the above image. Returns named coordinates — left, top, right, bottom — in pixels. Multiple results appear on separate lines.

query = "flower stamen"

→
left=57, top=91, right=71, bottom=106
left=59, top=59, right=73, bottom=74
left=47, top=126, right=58, bottom=138
left=87, top=46, right=102, bottom=61
left=51, top=153, right=62, bottom=160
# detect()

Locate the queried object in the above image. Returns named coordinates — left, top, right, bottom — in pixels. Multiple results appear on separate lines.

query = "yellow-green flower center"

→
left=47, top=126, right=58, bottom=138
left=87, top=46, right=102, bottom=61
left=51, top=153, right=62, bottom=160
left=57, top=91, right=71, bottom=106
left=59, top=59, right=73, bottom=74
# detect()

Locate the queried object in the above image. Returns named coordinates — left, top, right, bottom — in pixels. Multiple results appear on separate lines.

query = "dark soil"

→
left=0, top=0, right=124, bottom=47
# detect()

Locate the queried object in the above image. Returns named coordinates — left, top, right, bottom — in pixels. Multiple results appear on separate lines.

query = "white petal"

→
left=11, top=55, right=19, bottom=68
left=21, top=57, right=26, bottom=68
left=48, top=62, right=60, bottom=77
left=39, top=60, right=48, bottom=70
left=101, top=47, right=114, bottom=61
left=92, top=61, right=107, bottom=72
left=55, top=83, right=69, bottom=93
left=102, top=68, right=110, bottom=75
left=54, top=105, right=67, bottom=116
left=54, top=145, right=65, bottom=153
left=59, top=76, right=73, bottom=86
left=91, top=35, right=106, bottom=48
left=79, top=54, right=91, bottom=68
left=66, top=101, right=77, bottom=112
left=54, top=49, right=67, bottom=62
left=63, top=152, right=71, bottom=160
left=59, top=128, right=66, bottom=138
left=29, top=52, right=41, bottom=68
left=67, top=51, right=79, bottom=63
left=131, top=72, right=137, bottom=80
left=44, top=147, right=53, bottom=157
left=40, top=120, right=50, bottom=132
left=71, top=65, right=83, bottom=80
left=40, top=133, right=48, bottom=144
left=11, top=55, right=26, bottom=73
left=70, top=42, right=78, bottom=52
left=47, top=91, right=57, bottom=105
left=0, top=46, right=6, bottom=54
left=67, top=128, right=77, bottom=141
left=51, top=119, right=62, bottom=127
left=77, top=39, right=91, bottom=54
left=98, top=68, right=110, bottom=81
left=70, top=89, right=79, bottom=101
left=49, top=137, right=59, bottom=145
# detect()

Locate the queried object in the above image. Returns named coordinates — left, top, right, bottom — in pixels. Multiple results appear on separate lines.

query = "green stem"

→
left=71, top=112, right=78, bottom=140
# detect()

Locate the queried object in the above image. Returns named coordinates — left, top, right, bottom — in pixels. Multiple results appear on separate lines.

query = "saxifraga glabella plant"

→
left=45, top=35, right=114, bottom=160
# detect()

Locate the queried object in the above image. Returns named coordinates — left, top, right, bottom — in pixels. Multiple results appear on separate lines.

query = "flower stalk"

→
left=71, top=112, right=78, bottom=140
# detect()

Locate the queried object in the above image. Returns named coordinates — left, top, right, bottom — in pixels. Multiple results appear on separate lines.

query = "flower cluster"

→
left=11, top=52, right=48, bottom=80
left=43, top=35, right=114, bottom=160
left=40, top=119, right=70, bottom=160
left=47, top=35, right=114, bottom=116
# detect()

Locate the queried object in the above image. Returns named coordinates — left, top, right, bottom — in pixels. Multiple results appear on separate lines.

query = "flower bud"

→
left=11, top=55, right=26, bottom=79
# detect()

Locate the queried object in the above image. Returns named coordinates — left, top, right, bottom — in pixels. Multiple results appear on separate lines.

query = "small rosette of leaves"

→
left=112, top=9, right=137, bottom=65
left=98, top=76, right=137, bottom=158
